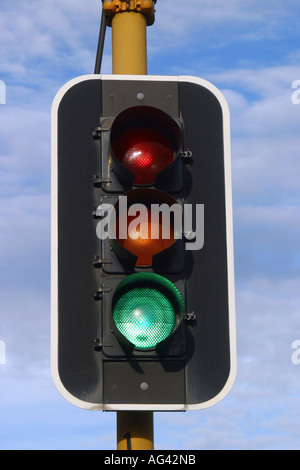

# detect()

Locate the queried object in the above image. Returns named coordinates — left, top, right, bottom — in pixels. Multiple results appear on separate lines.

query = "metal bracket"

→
left=180, top=150, right=193, bottom=160
left=92, top=127, right=102, bottom=140
left=184, top=312, right=196, bottom=321
left=93, top=338, right=113, bottom=351
left=183, top=231, right=196, bottom=242
left=94, top=286, right=113, bottom=301
left=93, top=174, right=112, bottom=187
left=102, top=0, right=156, bottom=26
left=93, top=255, right=113, bottom=268
left=92, top=126, right=111, bottom=140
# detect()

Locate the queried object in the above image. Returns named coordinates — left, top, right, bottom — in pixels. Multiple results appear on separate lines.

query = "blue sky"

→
left=1, top=0, right=300, bottom=450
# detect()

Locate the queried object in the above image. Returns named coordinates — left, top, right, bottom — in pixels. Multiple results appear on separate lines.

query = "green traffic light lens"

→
left=112, top=273, right=184, bottom=350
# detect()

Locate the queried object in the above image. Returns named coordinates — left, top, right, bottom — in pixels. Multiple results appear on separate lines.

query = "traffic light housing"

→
left=51, top=74, right=236, bottom=411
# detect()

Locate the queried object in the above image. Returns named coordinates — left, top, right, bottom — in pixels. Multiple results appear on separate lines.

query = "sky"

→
left=1, top=0, right=300, bottom=450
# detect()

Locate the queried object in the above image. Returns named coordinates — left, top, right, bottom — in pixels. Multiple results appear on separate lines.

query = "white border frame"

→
left=51, top=74, right=236, bottom=411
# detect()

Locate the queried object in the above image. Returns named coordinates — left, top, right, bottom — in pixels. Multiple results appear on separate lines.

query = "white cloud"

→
left=1, top=0, right=297, bottom=84
left=211, top=66, right=300, bottom=209
left=154, top=0, right=291, bottom=34
left=0, top=0, right=102, bottom=82
left=147, top=0, right=296, bottom=64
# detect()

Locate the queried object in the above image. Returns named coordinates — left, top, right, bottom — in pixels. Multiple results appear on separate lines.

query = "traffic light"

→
left=51, top=74, right=236, bottom=411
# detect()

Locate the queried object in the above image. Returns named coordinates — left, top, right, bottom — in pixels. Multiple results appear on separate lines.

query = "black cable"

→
left=94, top=9, right=107, bottom=74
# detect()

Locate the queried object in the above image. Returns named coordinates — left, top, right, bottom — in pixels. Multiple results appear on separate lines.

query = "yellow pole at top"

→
left=112, top=11, right=147, bottom=75
left=102, top=0, right=156, bottom=75
left=101, top=0, right=157, bottom=451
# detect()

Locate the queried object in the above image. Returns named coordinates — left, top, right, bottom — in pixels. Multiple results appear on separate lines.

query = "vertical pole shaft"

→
left=111, top=11, right=147, bottom=75
left=117, top=411, right=154, bottom=450
left=108, top=5, right=154, bottom=450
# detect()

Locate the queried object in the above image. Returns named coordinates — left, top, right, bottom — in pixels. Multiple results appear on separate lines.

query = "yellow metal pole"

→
left=117, top=411, right=154, bottom=450
left=112, top=11, right=147, bottom=75
left=101, top=0, right=156, bottom=451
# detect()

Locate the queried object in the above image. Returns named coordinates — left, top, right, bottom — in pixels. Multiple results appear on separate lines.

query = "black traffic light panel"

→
left=51, top=75, right=236, bottom=411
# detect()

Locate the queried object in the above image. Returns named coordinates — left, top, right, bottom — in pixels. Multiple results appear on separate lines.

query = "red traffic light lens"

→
left=110, top=106, right=182, bottom=187
left=112, top=127, right=173, bottom=186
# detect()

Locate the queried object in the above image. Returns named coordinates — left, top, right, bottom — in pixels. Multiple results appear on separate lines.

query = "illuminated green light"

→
left=112, top=273, right=184, bottom=350
left=113, top=288, right=174, bottom=349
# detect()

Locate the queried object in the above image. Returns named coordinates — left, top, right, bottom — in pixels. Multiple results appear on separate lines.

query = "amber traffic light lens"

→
left=114, top=189, right=179, bottom=267
left=117, top=205, right=175, bottom=266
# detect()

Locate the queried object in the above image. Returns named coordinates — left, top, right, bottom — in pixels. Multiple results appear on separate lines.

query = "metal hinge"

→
left=93, top=255, right=112, bottom=268
left=93, top=174, right=112, bottom=187
left=93, top=338, right=113, bottom=351
left=180, top=150, right=193, bottom=160
left=184, top=312, right=196, bottom=321
left=94, top=286, right=113, bottom=301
